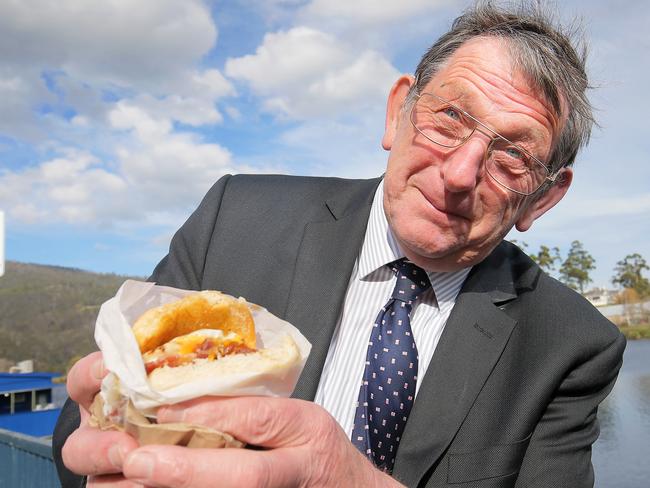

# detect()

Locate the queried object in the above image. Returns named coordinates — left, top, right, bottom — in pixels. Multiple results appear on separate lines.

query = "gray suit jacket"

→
left=53, top=174, right=625, bottom=488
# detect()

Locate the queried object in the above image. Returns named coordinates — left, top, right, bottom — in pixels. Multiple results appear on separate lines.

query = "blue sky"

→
left=0, top=0, right=648, bottom=288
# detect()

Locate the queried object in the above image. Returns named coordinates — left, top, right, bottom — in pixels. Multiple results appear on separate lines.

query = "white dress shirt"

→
left=313, top=181, right=471, bottom=437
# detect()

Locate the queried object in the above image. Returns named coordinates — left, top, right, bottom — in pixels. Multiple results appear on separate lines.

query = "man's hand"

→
left=61, top=352, right=140, bottom=487
left=121, top=397, right=403, bottom=488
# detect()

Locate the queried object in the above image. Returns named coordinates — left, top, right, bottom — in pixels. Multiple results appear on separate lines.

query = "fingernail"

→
left=91, top=359, right=105, bottom=380
left=125, top=451, right=155, bottom=481
left=108, top=444, right=124, bottom=469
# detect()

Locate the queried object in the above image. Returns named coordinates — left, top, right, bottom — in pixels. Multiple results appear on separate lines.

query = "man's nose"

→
left=441, top=135, right=487, bottom=193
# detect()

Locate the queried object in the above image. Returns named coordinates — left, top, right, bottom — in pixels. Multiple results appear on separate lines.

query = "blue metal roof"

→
left=0, top=408, right=62, bottom=437
left=0, top=373, right=62, bottom=394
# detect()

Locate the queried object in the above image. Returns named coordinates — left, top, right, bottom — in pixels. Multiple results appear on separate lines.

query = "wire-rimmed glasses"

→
left=409, top=93, right=561, bottom=195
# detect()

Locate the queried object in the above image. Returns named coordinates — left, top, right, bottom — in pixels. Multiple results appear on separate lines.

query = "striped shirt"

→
left=313, top=181, right=471, bottom=437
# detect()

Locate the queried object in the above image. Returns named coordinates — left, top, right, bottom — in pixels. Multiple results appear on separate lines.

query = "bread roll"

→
left=133, top=291, right=255, bottom=354
left=147, top=334, right=301, bottom=391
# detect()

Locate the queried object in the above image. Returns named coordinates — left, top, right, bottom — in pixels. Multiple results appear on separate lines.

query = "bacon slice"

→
left=143, top=335, right=256, bottom=374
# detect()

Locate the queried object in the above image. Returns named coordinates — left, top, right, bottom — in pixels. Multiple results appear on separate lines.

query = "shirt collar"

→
left=357, top=180, right=402, bottom=279
left=357, top=180, right=472, bottom=305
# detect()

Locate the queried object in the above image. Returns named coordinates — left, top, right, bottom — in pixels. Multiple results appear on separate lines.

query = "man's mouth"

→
left=416, top=186, right=473, bottom=221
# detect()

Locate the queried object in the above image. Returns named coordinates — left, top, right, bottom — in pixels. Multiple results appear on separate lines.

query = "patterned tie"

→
left=351, top=258, right=431, bottom=473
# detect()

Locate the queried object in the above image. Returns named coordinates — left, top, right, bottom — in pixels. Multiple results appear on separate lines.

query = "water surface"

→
left=593, top=339, right=650, bottom=488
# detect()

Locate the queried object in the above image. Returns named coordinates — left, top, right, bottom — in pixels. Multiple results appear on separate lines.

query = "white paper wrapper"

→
left=95, top=280, right=311, bottom=416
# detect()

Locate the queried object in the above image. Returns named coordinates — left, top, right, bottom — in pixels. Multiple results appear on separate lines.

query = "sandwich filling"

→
left=143, top=329, right=256, bottom=374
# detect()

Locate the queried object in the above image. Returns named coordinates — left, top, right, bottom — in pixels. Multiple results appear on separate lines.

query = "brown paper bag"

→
left=89, top=394, right=244, bottom=449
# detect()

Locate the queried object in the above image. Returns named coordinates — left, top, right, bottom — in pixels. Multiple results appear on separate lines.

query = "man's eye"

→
left=505, top=147, right=526, bottom=161
left=442, top=107, right=461, bottom=121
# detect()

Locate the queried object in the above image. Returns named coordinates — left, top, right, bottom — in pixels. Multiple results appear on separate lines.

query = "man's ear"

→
left=382, top=75, right=415, bottom=150
left=515, top=167, right=573, bottom=232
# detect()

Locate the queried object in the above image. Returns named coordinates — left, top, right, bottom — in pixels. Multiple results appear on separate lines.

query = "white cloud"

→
left=225, top=27, right=399, bottom=119
left=306, top=51, right=397, bottom=106
left=226, top=28, right=349, bottom=94
left=298, top=0, right=451, bottom=27
left=125, top=70, right=236, bottom=127
left=0, top=0, right=231, bottom=144
left=0, top=102, right=245, bottom=227
left=11, top=203, right=47, bottom=223
left=0, top=0, right=216, bottom=91
left=0, top=0, right=277, bottom=233
left=0, top=68, right=54, bottom=141
left=0, top=150, right=129, bottom=225
left=109, top=102, right=236, bottom=210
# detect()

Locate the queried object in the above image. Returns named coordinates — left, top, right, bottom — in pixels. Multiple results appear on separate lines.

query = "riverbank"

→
left=618, top=324, right=650, bottom=340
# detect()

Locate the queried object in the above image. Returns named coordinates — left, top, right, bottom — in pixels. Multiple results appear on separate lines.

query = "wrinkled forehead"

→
left=423, top=37, right=566, bottom=134
left=500, top=36, right=567, bottom=121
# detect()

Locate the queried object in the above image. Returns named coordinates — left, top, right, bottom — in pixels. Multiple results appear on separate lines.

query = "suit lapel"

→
left=392, top=243, right=528, bottom=486
left=289, top=178, right=380, bottom=401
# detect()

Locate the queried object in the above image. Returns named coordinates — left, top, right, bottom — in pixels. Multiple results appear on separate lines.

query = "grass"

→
left=618, top=324, right=650, bottom=340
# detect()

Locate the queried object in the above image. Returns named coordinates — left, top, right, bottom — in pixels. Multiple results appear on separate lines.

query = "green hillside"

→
left=0, top=261, right=142, bottom=373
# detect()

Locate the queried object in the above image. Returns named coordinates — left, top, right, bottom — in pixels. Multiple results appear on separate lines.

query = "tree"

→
left=559, top=240, right=596, bottom=293
left=612, top=253, right=650, bottom=298
left=616, top=288, right=646, bottom=326
left=531, top=245, right=561, bottom=274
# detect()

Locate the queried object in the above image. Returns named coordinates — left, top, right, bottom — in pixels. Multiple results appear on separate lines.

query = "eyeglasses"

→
left=409, top=93, right=561, bottom=195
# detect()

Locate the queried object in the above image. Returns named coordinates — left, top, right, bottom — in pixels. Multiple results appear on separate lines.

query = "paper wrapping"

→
left=89, top=394, right=244, bottom=448
left=91, top=280, right=311, bottom=446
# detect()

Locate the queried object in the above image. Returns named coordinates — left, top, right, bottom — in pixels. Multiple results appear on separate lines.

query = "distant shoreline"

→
left=618, top=325, right=650, bottom=340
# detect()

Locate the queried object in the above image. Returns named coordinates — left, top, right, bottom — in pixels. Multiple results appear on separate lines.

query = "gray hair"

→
left=408, top=1, right=594, bottom=178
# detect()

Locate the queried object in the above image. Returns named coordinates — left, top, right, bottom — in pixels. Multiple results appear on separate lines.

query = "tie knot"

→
left=389, top=259, right=431, bottom=304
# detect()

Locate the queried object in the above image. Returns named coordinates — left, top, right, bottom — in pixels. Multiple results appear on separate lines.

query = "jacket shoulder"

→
left=220, top=174, right=381, bottom=220
left=225, top=173, right=380, bottom=199
left=495, top=241, right=623, bottom=346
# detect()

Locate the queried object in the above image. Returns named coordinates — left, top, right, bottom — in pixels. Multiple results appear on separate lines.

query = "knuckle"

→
left=62, top=429, right=102, bottom=475
left=66, top=362, right=83, bottom=399
left=248, top=400, right=278, bottom=440
left=67, top=352, right=100, bottom=402
left=304, top=411, right=342, bottom=485
left=276, top=399, right=308, bottom=440
left=311, top=407, right=338, bottom=445
left=63, top=427, right=118, bottom=476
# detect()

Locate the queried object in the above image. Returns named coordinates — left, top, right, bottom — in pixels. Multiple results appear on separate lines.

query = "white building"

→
left=583, top=288, right=617, bottom=307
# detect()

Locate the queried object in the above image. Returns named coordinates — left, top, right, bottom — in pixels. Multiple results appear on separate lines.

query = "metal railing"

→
left=0, top=427, right=60, bottom=488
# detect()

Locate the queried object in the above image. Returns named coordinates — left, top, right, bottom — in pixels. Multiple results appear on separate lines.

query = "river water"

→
left=593, top=339, right=650, bottom=488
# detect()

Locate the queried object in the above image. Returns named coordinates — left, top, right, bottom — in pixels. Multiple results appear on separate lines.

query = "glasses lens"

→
left=411, top=94, right=472, bottom=147
left=485, top=138, right=548, bottom=195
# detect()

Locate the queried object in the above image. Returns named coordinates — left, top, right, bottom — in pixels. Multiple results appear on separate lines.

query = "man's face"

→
left=382, top=37, right=571, bottom=272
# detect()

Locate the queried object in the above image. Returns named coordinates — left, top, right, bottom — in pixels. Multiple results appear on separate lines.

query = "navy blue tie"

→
left=351, top=259, right=431, bottom=473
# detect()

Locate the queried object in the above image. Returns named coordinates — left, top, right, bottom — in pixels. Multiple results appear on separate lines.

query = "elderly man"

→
left=53, top=2, right=625, bottom=487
